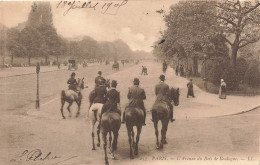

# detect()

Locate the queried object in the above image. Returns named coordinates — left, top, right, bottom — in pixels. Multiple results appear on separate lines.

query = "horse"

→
left=88, top=79, right=111, bottom=150
left=60, top=78, right=85, bottom=119
left=101, top=111, right=121, bottom=165
left=124, top=106, right=144, bottom=159
left=151, top=87, right=179, bottom=149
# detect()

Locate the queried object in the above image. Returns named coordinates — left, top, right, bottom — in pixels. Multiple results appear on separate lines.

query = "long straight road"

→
left=0, top=61, right=259, bottom=165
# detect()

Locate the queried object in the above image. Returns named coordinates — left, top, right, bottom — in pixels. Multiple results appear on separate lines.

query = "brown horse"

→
left=125, top=106, right=144, bottom=159
left=151, top=87, right=179, bottom=149
left=60, top=78, right=85, bottom=119
left=101, top=111, right=121, bottom=165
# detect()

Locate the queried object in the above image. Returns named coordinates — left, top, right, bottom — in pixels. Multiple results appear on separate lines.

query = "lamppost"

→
left=203, top=54, right=207, bottom=91
left=36, top=63, right=40, bottom=109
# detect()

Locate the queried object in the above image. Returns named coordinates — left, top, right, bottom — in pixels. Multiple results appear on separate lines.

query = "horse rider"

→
left=95, top=71, right=105, bottom=87
left=93, top=78, right=107, bottom=104
left=67, top=72, right=78, bottom=92
left=153, top=74, right=175, bottom=122
left=100, top=80, right=121, bottom=119
left=122, top=78, right=147, bottom=126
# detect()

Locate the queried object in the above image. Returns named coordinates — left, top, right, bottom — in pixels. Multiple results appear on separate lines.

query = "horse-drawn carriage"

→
left=112, top=62, right=119, bottom=70
left=68, top=59, right=78, bottom=70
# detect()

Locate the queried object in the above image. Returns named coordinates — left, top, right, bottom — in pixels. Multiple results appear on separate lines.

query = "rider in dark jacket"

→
left=100, top=80, right=121, bottom=119
left=67, top=72, right=77, bottom=92
left=153, top=74, right=174, bottom=122
left=95, top=71, right=105, bottom=87
left=93, top=78, right=107, bottom=104
left=122, top=78, right=146, bottom=125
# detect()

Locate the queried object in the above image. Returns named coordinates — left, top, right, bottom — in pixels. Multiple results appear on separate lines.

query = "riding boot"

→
left=121, top=111, right=125, bottom=123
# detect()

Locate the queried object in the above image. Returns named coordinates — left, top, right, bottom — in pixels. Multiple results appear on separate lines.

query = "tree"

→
left=19, top=26, right=43, bottom=66
left=6, top=28, right=26, bottom=65
left=158, top=1, right=227, bottom=75
left=216, top=0, right=260, bottom=68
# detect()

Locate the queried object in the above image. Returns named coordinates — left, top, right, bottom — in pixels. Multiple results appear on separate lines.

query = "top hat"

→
left=159, top=74, right=165, bottom=81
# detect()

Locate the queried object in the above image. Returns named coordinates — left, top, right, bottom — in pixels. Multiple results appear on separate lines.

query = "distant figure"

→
left=175, top=66, right=179, bottom=76
left=219, top=79, right=227, bottom=99
left=187, top=79, right=195, bottom=98
left=58, top=63, right=60, bottom=70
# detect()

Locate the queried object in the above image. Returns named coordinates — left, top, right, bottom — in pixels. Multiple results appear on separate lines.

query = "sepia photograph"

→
left=0, top=0, right=259, bottom=165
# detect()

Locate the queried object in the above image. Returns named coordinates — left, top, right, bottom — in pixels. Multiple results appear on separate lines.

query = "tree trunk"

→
left=231, top=45, right=238, bottom=69
left=11, top=55, right=14, bottom=66
left=45, top=56, right=48, bottom=65
left=28, top=56, right=30, bottom=66
left=192, top=56, right=198, bottom=76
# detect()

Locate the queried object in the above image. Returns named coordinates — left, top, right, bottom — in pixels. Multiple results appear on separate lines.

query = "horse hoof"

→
left=163, top=140, right=167, bottom=144
left=160, top=143, right=163, bottom=149
left=62, top=117, right=66, bottom=119
left=105, top=162, right=109, bottom=165
left=97, top=143, right=100, bottom=147
left=134, top=150, right=138, bottom=155
left=130, top=155, right=134, bottom=159
left=92, top=148, right=95, bottom=150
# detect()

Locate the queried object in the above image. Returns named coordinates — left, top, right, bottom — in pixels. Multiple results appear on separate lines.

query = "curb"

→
left=213, top=105, right=260, bottom=118
left=0, top=68, right=67, bottom=79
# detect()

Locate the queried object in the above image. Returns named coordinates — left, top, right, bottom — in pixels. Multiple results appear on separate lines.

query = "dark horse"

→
left=151, top=87, right=179, bottom=149
left=60, top=78, right=85, bottom=119
left=101, top=111, right=121, bottom=165
left=125, top=106, right=144, bottom=159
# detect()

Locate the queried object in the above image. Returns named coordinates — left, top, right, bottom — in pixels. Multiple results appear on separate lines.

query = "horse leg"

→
left=132, top=129, right=135, bottom=148
left=109, top=131, right=112, bottom=153
left=60, top=100, right=66, bottom=119
left=154, top=121, right=160, bottom=149
left=127, top=127, right=134, bottom=159
left=102, top=131, right=109, bottom=165
left=67, top=102, right=73, bottom=118
left=134, top=126, right=142, bottom=155
left=163, top=120, right=169, bottom=144
left=91, top=121, right=96, bottom=150
left=97, top=123, right=101, bottom=147
left=112, top=131, right=119, bottom=152
left=75, top=100, right=81, bottom=118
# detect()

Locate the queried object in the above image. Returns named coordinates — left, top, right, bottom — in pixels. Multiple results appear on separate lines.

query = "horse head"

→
left=169, top=87, right=179, bottom=106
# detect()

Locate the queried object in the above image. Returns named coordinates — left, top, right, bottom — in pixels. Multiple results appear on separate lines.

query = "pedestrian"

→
left=187, top=79, right=195, bottom=98
left=219, top=79, right=227, bottom=99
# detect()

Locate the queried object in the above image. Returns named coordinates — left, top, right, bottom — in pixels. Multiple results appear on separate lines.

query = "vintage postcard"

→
left=0, top=0, right=259, bottom=165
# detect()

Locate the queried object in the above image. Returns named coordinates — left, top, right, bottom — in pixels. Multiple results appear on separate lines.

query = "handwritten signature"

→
left=10, top=149, right=77, bottom=164
left=57, top=0, right=128, bottom=16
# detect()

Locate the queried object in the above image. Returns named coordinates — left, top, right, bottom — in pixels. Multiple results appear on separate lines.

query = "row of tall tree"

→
left=0, top=2, right=145, bottom=67
left=153, top=0, right=260, bottom=88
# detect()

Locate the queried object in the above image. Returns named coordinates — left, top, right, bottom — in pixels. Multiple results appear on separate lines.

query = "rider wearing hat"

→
left=100, top=80, right=121, bottom=119
left=93, top=77, right=107, bottom=104
left=95, top=71, right=105, bottom=87
left=67, top=72, right=78, bottom=92
left=122, top=78, right=147, bottom=125
left=154, top=74, right=174, bottom=122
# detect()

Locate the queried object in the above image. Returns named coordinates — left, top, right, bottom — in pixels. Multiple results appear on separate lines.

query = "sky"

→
left=0, top=0, right=179, bottom=52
